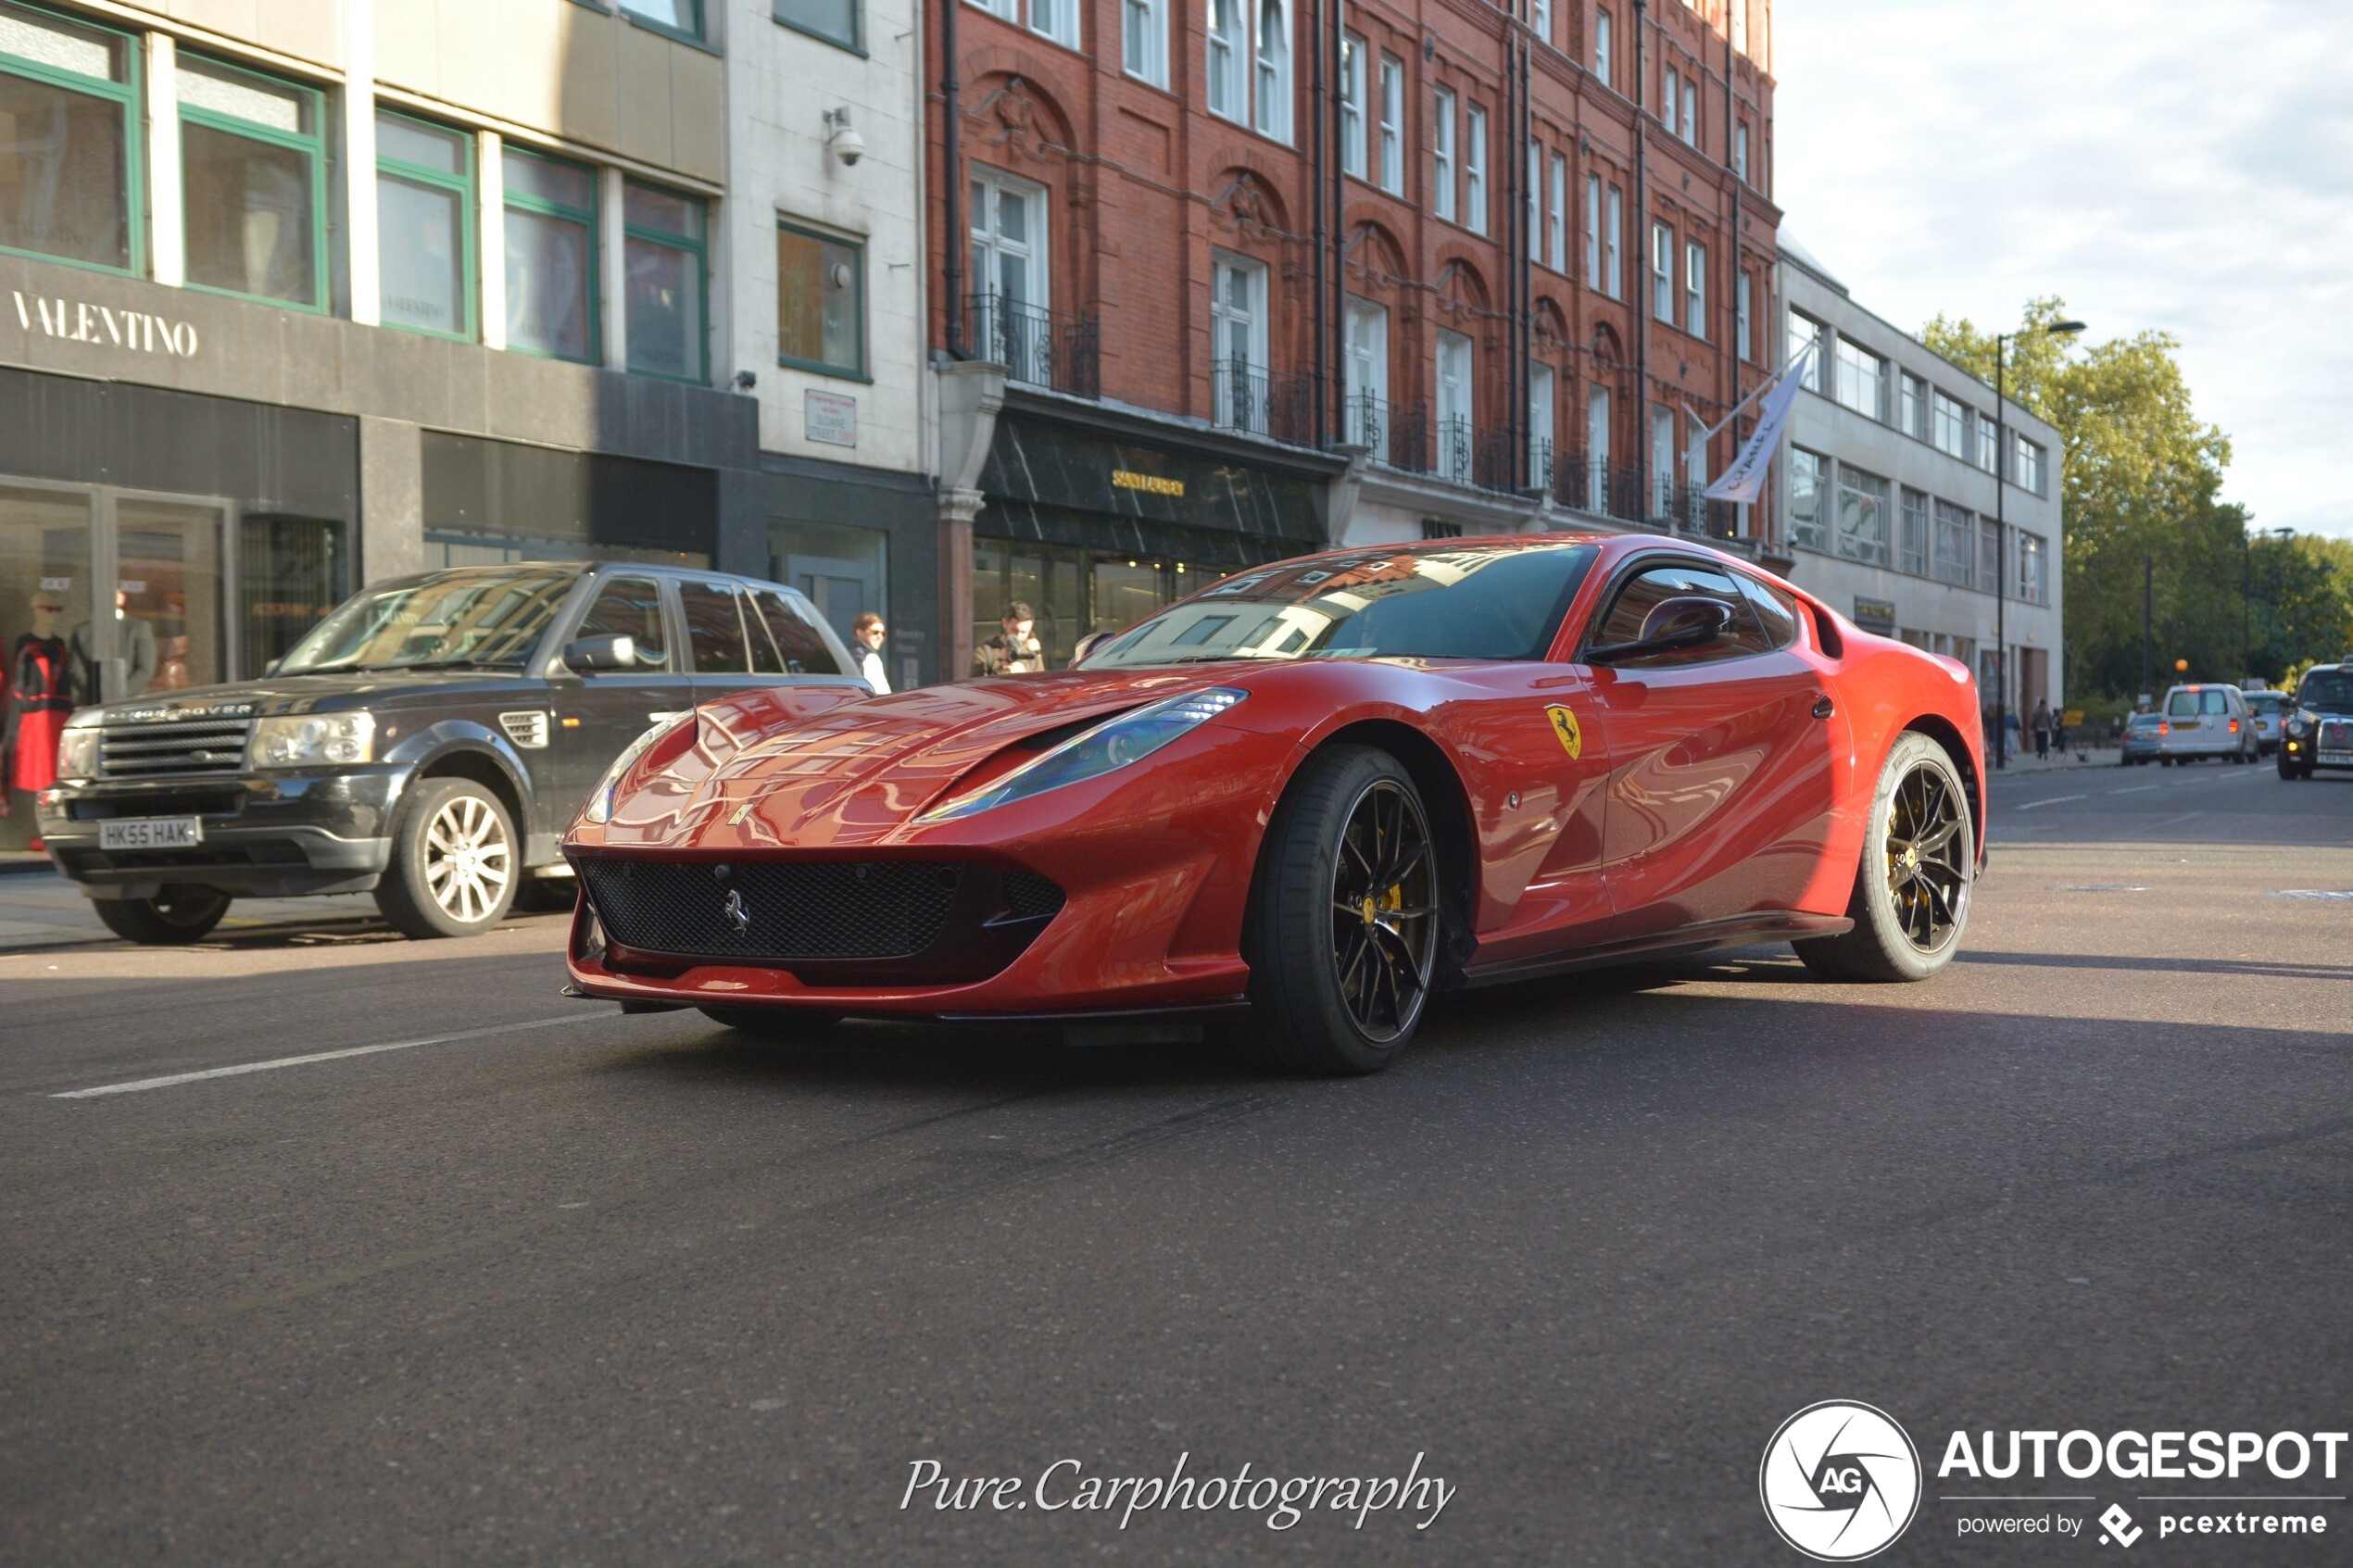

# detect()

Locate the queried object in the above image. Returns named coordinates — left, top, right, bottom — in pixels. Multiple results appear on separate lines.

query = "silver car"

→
left=2158, top=684, right=2259, bottom=764
left=2242, top=688, right=2288, bottom=756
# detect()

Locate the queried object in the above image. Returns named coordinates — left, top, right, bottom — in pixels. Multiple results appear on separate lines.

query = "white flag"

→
left=1705, top=344, right=1813, bottom=504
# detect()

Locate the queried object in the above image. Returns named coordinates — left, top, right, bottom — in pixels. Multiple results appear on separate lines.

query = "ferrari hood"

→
left=597, top=667, right=1245, bottom=850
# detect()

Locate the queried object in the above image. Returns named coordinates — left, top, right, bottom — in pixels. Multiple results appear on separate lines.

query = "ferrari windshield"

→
left=2298, top=669, right=2353, bottom=711
left=279, top=568, right=578, bottom=673
left=1081, top=543, right=1598, bottom=668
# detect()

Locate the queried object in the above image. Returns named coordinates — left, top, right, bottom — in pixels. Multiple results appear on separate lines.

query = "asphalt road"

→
left=4, top=758, right=2349, bottom=1566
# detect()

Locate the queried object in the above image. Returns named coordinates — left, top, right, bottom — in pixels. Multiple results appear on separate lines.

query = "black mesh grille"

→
left=1003, top=869, right=1067, bottom=921
left=579, top=859, right=964, bottom=962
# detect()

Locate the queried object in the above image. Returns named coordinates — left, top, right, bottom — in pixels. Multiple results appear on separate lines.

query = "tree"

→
left=1919, top=299, right=2249, bottom=701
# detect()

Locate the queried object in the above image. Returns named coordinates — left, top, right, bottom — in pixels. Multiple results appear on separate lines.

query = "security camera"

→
left=732, top=370, right=757, bottom=393
left=824, top=107, right=865, bottom=167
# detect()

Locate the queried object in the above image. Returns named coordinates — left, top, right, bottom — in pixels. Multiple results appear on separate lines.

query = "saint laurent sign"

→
left=1112, top=469, right=1185, bottom=497
left=12, top=291, right=200, bottom=358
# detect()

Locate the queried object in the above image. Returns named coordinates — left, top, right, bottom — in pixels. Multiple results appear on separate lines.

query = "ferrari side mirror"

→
left=564, top=633, right=638, bottom=671
left=1586, top=597, right=1736, bottom=665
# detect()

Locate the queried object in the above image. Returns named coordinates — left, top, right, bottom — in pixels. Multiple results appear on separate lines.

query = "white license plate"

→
left=2322, top=751, right=2353, bottom=764
left=99, top=817, right=203, bottom=850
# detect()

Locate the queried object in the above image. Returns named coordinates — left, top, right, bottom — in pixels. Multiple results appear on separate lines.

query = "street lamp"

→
left=1992, top=318, right=2084, bottom=770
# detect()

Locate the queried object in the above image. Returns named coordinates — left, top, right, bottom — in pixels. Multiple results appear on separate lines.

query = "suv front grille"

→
left=100, top=718, right=252, bottom=778
left=581, top=859, right=966, bottom=963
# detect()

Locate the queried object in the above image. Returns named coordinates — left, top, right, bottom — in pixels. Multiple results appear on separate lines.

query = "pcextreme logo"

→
left=1760, top=1401, right=1923, bottom=1561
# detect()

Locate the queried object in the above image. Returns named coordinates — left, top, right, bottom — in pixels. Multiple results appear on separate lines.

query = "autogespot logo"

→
left=1760, top=1401, right=1923, bottom=1562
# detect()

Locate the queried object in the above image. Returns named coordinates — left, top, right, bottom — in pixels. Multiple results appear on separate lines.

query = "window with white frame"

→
left=1017, top=0, right=1080, bottom=49
left=1466, top=105, right=1488, bottom=232
left=968, top=167, right=1047, bottom=377
left=1604, top=184, right=1621, bottom=299
left=1735, top=270, right=1751, bottom=361
left=1650, top=407, right=1676, bottom=514
left=1900, top=486, right=1930, bottom=574
left=1344, top=296, right=1389, bottom=457
left=2018, top=531, right=2048, bottom=603
left=1650, top=220, right=1673, bottom=321
left=1975, top=411, right=1999, bottom=474
left=1210, top=251, right=1269, bottom=429
left=1899, top=371, right=1926, bottom=438
left=1679, top=69, right=1696, bottom=143
left=1436, top=329, right=1474, bottom=482
left=1340, top=32, right=1366, bottom=176
left=1586, top=384, right=1611, bottom=508
left=1208, top=0, right=1245, bottom=119
left=1594, top=6, right=1612, bottom=88
left=2017, top=435, right=2046, bottom=495
left=1683, top=239, right=1705, bottom=337
left=1378, top=55, right=1403, bottom=192
left=1252, top=0, right=1291, bottom=140
left=1835, top=337, right=1884, bottom=421
left=1530, top=0, right=1550, bottom=46
left=1734, top=121, right=1749, bottom=182
left=1526, top=140, right=1540, bottom=257
left=1789, top=310, right=1825, bottom=391
left=1529, top=361, right=1554, bottom=487
left=1660, top=66, right=1677, bottom=132
left=1791, top=447, right=1825, bottom=550
left=1584, top=172, right=1601, bottom=281
left=1931, top=388, right=1966, bottom=457
left=1685, top=413, right=1707, bottom=498
left=1837, top=465, right=1891, bottom=565
left=1547, top=151, right=1566, bottom=270
left=1432, top=88, right=1456, bottom=221
left=1123, top=0, right=1164, bottom=84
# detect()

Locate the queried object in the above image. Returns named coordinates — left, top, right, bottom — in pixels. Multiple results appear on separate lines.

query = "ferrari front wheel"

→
left=1795, top=732, right=1975, bottom=984
left=1245, top=746, right=1441, bottom=1075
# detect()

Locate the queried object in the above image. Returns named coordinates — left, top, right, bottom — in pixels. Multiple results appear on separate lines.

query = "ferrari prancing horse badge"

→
left=1545, top=705, right=1581, bottom=760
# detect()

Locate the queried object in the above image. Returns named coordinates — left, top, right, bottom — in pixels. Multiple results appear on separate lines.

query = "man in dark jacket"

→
left=974, top=602, right=1045, bottom=676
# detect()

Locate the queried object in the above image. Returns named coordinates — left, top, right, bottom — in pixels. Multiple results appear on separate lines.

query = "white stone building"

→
left=1773, top=234, right=2064, bottom=725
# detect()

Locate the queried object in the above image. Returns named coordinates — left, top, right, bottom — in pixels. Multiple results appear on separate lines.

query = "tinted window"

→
left=743, top=589, right=786, bottom=673
left=2297, top=671, right=2353, bottom=710
left=1083, top=543, right=1598, bottom=668
left=750, top=589, right=844, bottom=675
left=679, top=580, right=749, bottom=672
left=2165, top=690, right=2196, bottom=717
left=1590, top=560, right=1771, bottom=667
left=573, top=576, right=669, bottom=670
left=1733, top=571, right=1801, bottom=650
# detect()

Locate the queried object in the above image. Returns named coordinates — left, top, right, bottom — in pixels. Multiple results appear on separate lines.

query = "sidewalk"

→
left=1982, top=745, right=2121, bottom=777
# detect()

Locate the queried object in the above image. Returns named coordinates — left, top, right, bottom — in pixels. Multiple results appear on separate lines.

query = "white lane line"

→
left=51, top=1014, right=601, bottom=1099
left=2108, top=784, right=2159, bottom=795
left=2010, top=794, right=2088, bottom=811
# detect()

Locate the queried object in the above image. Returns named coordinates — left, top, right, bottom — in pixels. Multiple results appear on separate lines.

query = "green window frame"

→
left=374, top=108, right=475, bottom=342
left=176, top=53, right=329, bottom=313
left=0, top=0, right=144, bottom=278
left=501, top=144, right=600, bottom=366
left=623, top=179, right=708, bottom=384
left=616, top=0, right=704, bottom=44
left=774, top=0, right=862, bottom=53
left=775, top=220, right=865, bottom=380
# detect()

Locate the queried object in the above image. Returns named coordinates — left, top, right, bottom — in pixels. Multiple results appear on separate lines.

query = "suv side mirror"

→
left=1588, top=597, right=1736, bottom=665
left=564, top=633, right=637, bottom=671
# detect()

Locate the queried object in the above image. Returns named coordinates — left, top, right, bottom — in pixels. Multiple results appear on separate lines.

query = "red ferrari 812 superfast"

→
left=563, top=533, right=1984, bottom=1073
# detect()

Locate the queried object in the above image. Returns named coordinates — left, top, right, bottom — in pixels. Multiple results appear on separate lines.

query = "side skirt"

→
left=1456, top=911, right=1856, bottom=990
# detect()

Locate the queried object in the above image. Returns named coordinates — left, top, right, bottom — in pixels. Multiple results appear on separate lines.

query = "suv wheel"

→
left=92, top=885, right=232, bottom=946
left=374, top=778, right=519, bottom=939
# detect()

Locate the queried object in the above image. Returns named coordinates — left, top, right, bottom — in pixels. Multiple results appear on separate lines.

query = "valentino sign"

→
left=11, top=291, right=200, bottom=358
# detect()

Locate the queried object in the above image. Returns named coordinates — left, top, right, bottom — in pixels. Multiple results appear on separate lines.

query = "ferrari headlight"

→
left=919, top=688, right=1247, bottom=823
left=582, top=713, right=693, bottom=826
left=253, top=712, right=374, bottom=768
left=56, top=722, right=99, bottom=781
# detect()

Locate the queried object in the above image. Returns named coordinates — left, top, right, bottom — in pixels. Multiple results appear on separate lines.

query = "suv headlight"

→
left=56, top=723, right=99, bottom=781
left=919, top=688, right=1246, bottom=823
left=253, top=712, right=375, bottom=768
left=582, top=713, right=693, bottom=826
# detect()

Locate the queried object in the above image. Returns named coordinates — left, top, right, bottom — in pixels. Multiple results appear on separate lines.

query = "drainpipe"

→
left=942, top=0, right=964, bottom=357
left=1311, top=0, right=1328, bottom=443
left=1630, top=0, right=1649, bottom=525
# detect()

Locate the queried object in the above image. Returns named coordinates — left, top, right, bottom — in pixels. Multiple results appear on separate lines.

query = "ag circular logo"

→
left=1758, top=1400, right=1921, bottom=1561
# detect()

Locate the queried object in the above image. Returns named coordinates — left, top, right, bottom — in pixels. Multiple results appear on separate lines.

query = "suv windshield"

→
left=279, top=569, right=578, bottom=674
left=1081, top=543, right=1599, bottom=668
left=2298, top=669, right=2353, bottom=711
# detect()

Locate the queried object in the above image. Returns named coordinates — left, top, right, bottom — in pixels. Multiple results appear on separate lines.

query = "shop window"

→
left=0, top=1, right=137, bottom=275
left=239, top=516, right=346, bottom=676
left=376, top=110, right=473, bottom=340
left=502, top=146, right=598, bottom=364
left=0, top=483, right=91, bottom=847
left=178, top=55, right=325, bottom=310
left=776, top=0, right=860, bottom=52
left=777, top=221, right=864, bottom=377
left=623, top=181, right=707, bottom=383
left=617, top=0, right=704, bottom=43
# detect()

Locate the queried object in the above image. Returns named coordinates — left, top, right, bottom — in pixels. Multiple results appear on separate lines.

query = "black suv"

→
left=38, top=562, right=870, bottom=943
left=2280, top=659, right=2353, bottom=779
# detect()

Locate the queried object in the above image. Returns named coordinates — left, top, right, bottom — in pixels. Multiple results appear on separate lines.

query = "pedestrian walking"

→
left=2032, top=699, right=2051, bottom=761
left=850, top=611, right=891, bottom=695
left=974, top=602, right=1045, bottom=676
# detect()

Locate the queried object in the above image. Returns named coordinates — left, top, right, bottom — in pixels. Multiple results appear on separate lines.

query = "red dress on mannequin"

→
left=6, top=633, right=72, bottom=794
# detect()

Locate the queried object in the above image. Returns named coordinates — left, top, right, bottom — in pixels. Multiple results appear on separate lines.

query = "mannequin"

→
left=69, top=588, right=157, bottom=702
left=6, top=590, right=75, bottom=801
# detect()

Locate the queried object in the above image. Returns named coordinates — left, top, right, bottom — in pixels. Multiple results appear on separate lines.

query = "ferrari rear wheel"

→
left=698, top=1006, right=842, bottom=1037
left=1245, top=745, right=1441, bottom=1075
left=1794, top=731, right=1974, bottom=984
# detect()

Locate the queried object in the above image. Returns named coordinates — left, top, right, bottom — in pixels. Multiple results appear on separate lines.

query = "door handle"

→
left=1811, top=695, right=1835, bottom=720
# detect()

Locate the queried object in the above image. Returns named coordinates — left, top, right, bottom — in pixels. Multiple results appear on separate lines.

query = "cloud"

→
left=1774, top=0, right=2353, bottom=536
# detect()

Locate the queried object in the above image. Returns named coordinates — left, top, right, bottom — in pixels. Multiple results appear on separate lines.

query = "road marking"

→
left=50, top=1014, right=601, bottom=1099
left=2010, top=794, right=2088, bottom=810
left=2108, top=784, right=2159, bottom=795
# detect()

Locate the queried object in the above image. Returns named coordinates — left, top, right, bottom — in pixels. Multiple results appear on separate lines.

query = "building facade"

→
left=1773, top=235, right=2063, bottom=721
left=0, top=0, right=937, bottom=849
left=925, top=0, right=1780, bottom=674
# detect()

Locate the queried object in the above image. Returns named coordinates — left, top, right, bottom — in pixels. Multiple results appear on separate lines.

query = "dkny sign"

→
left=11, top=290, right=199, bottom=358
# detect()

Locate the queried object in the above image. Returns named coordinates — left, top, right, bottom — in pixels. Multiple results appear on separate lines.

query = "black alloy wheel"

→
left=1881, top=759, right=1971, bottom=953
left=1327, top=776, right=1441, bottom=1044
left=1794, top=731, right=1975, bottom=984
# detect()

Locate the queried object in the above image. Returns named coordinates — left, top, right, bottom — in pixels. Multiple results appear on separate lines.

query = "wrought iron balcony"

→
left=1211, top=359, right=1315, bottom=445
left=1554, top=447, right=1647, bottom=522
left=966, top=292, right=1100, bottom=397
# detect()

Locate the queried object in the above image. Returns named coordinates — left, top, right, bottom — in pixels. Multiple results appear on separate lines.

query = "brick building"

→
left=925, top=0, right=1780, bottom=672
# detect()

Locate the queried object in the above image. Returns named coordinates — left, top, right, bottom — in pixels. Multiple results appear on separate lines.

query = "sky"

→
left=1773, top=0, right=2353, bottom=538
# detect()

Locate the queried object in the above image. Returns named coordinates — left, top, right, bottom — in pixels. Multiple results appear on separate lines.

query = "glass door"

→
left=0, top=485, right=95, bottom=850
left=110, top=497, right=229, bottom=699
